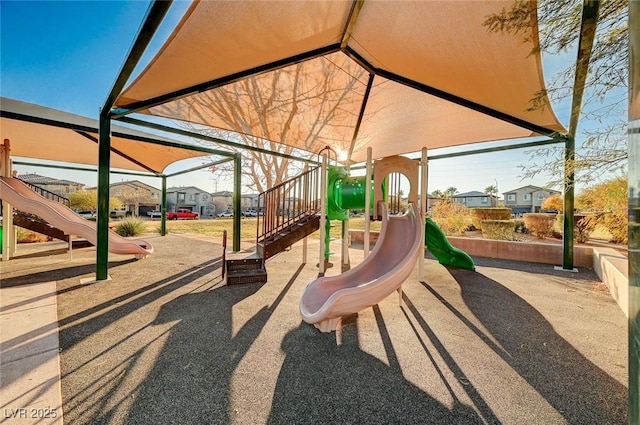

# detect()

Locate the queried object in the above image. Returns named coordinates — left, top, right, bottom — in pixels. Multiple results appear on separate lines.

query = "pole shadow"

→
left=428, top=268, right=628, bottom=424
left=267, top=322, right=482, bottom=424
left=89, top=265, right=304, bottom=424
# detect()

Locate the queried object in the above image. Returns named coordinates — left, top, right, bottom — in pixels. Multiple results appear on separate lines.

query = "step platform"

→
left=225, top=254, right=268, bottom=285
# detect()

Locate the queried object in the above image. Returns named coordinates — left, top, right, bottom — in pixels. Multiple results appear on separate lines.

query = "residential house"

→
left=503, top=185, right=561, bottom=214
left=451, top=191, right=498, bottom=208
left=109, top=180, right=161, bottom=216
left=168, top=186, right=215, bottom=217
left=16, top=173, right=84, bottom=197
left=210, top=191, right=233, bottom=215
left=420, top=194, right=440, bottom=211
left=211, top=191, right=259, bottom=215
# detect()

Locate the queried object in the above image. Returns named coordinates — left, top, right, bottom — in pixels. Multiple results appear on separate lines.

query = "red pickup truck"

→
left=166, top=209, right=199, bottom=220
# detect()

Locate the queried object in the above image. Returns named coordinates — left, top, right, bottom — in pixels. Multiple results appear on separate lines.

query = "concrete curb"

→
left=592, top=246, right=629, bottom=317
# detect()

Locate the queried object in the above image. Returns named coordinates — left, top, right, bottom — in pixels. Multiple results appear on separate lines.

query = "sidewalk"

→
left=0, top=280, right=63, bottom=425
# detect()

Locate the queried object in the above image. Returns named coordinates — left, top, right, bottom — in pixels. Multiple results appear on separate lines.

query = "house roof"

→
left=110, top=180, right=160, bottom=192
left=167, top=186, right=209, bottom=193
left=17, top=173, right=84, bottom=187
left=453, top=191, right=488, bottom=198
left=115, top=1, right=564, bottom=164
left=503, top=185, right=561, bottom=194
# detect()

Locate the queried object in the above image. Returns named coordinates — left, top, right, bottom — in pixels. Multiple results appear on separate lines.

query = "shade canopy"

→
left=0, top=97, right=231, bottom=174
left=116, top=0, right=564, bottom=163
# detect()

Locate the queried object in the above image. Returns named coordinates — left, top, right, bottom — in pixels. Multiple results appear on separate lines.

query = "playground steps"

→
left=257, top=214, right=320, bottom=260
left=12, top=211, right=93, bottom=248
left=225, top=255, right=268, bottom=285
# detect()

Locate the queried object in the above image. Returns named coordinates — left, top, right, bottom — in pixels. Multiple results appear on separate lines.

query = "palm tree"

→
left=444, top=187, right=459, bottom=199
left=484, top=185, right=498, bottom=196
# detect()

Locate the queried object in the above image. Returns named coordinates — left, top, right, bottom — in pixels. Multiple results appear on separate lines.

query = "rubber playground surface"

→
left=1, top=233, right=628, bottom=424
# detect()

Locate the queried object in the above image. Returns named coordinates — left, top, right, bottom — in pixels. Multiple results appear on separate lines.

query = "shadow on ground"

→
left=0, top=259, right=136, bottom=288
left=269, top=322, right=481, bottom=424
left=432, top=268, right=628, bottom=424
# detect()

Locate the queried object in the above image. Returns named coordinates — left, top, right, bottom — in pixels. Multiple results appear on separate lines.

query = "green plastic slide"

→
left=425, top=217, right=475, bottom=271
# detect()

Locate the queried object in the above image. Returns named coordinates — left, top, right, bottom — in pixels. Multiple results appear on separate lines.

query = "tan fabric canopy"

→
left=117, top=0, right=564, bottom=163
left=0, top=97, right=226, bottom=173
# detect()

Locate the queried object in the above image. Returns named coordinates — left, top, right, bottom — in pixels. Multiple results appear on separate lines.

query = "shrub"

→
left=556, top=213, right=600, bottom=243
left=574, top=214, right=598, bottom=243
left=523, top=213, right=556, bottom=239
left=429, top=201, right=471, bottom=235
left=155, top=225, right=169, bottom=235
left=114, top=217, right=146, bottom=237
left=602, top=212, right=628, bottom=244
left=577, top=175, right=627, bottom=244
left=481, top=220, right=515, bottom=240
left=513, top=219, right=527, bottom=234
left=16, top=228, right=50, bottom=243
left=541, top=194, right=563, bottom=212
left=470, top=208, right=511, bottom=231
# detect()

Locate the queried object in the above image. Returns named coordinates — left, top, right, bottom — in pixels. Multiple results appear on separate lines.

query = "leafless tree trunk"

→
left=170, top=56, right=367, bottom=193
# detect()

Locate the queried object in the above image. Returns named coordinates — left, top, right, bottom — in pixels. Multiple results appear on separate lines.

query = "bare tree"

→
left=484, top=0, right=628, bottom=187
left=173, top=56, right=368, bottom=193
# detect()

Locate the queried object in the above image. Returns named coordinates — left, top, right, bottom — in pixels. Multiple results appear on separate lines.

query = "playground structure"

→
left=2, top=2, right=636, bottom=420
left=0, top=177, right=153, bottom=259
left=285, top=149, right=474, bottom=332
left=224, top=145, right=475, bottom=331
left=0, top=140, right=154, bottom=260
left=300, top=201, right=422, bottom=332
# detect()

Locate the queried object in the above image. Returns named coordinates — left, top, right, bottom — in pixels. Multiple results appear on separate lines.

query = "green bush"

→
left=470, top=208, right=511, bottom=231
left=513, top=219, right=527, bottom=234
left=481, top=220, right=515, bottom=240
left=523, top=213, right=556, bottom=239
left=429, top=201, right=471, bottom=235
left=114, top=217, right=146, bottom=237
left=155, top=225, right=169, bottom=235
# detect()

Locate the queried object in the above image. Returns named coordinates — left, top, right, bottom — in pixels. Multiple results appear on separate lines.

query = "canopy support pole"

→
left=364, top=147, right=372, bottom=258
left=232, top=154, right=241, bottom=252
left=96, top=113, right=111, bottom=280
left=628, top=1, right=639, bottom=422
left=160, top=175, right=167, bottom=236
left=97, top=0, right=171, bottom=281
left=319, top=153, right=328, bottom=274
left=419, top=147, right=428, bottom=282
left=1, top=139, right=12, bottom=261
left=562, top=133, right=575, bottom=270
left=561, top=0, right=600, bottom=271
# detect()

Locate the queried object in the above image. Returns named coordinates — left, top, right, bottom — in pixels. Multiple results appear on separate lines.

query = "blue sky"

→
left=0, top=0, right=607, bottom=197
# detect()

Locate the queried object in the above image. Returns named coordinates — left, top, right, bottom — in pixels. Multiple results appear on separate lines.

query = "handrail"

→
left=257, top=166, right=321, bottom=246
left=16, top=178, right=71, bottom=207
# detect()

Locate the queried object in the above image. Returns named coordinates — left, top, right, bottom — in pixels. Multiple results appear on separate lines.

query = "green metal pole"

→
left=96, top=0, right=171, bottom=280
left=232, top=154, right=241, bottom=252
left=96, top=113, right=111, bottom=280
left=628, top=2, right=639, bottom=422
left=161, top=175, right=167, bottom=236
left=562, top=0, right=600, bottom=271
left=562, top=133, right=575, bottom=270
